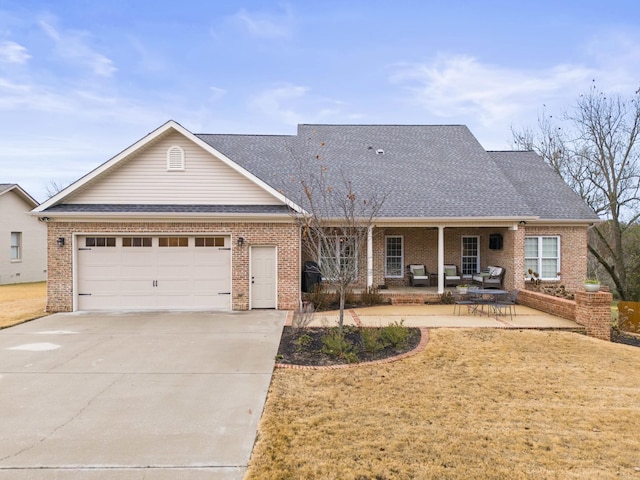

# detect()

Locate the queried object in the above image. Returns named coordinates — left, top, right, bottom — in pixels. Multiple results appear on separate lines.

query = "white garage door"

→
left=76, top=235, right=231, bottom=311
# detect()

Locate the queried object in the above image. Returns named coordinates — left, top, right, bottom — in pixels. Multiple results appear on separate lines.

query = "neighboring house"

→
left=0, top=184, right=47, bottom=285
left=33, top=121, right=598, bottom=313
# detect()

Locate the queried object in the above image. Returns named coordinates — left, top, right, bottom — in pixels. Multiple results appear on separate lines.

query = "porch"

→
left=291, top=301, right=584, bottom=331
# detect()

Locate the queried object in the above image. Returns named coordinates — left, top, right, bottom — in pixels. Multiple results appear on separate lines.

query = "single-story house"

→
left=32, top=121, right=598, bottom=312
left=1, top=184, right=47, bottom=285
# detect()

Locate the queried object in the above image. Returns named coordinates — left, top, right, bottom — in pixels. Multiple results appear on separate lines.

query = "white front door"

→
left=250, top=246, right=277, bottom=309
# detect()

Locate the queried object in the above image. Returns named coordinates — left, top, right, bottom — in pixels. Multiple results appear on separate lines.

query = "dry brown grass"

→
left=247, top=329, right=640, bottom=480
left=0, top=281, right=48, bottom=328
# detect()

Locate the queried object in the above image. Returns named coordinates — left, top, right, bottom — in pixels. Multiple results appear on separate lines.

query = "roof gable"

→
left=34, top=121, right=298, bottom=213
left=0, top=183, right=39, bottom=208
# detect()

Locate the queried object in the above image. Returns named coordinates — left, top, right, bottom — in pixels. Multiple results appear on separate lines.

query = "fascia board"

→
left=32, top=212, right=296, bottom=223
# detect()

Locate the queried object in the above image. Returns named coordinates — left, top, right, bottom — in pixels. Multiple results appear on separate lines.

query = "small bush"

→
left=343, top=288, right=357, bottom=306
left=360, top=286, right=384, bottom=306
left=321, top=328, right=358, bottom=362
left=380, top=320, right=409, bottom=349
left=295, top=333, right=313, bottom=353
left=303, top=284, right=337, bottom=312
left=360, top=327, right=384, bottom=353
left=440, top=291, right=454, bottom=304
left=292, top=302, right=315, bottom=329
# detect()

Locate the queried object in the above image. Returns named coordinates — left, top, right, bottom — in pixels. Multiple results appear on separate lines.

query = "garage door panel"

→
left=77, top=235, right=231, bottom=311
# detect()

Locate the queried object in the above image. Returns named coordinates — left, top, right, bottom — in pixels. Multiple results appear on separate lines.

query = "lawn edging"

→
left=274, top=327, right=430, bottom=370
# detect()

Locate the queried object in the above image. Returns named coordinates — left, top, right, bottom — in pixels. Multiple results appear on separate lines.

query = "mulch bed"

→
left=276, top=326, right=421, bottom=367
left=611, top=329, right=640, bottom=348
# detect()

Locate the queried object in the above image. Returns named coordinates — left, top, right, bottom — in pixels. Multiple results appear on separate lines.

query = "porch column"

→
left=367, top=225, right=373, bottom=289
left=437, top=225, right=445, bottom=294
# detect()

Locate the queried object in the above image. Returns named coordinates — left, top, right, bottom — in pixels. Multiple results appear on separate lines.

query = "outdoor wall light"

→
left=57, top=237, right=65, bottom=247
left=237, top=237, right=245, bottom=247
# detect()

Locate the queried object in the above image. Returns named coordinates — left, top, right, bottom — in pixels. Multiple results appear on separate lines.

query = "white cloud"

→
left=231, top=7, right=294, bottom=39
left=0, top=40, right=31, bottom=64
left=209, top=85, right=227, bottom=101
left=38, top=16, right=117, bottom=77
left=390, top=54, right=597, bottom=128
left=251, top=83, right=309, bottom=125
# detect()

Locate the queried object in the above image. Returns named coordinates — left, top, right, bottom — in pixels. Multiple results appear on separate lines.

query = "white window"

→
left=385, top=236, right=403, bottom=278
left=461, top=236, right=480, bottom=275
left=167, top=145, right=185, bottom=171
left=319, top=236, right=357, bottom=281
left=10, top=232, right=21, bottom=260
left=525, top=236, right=560, bottom=279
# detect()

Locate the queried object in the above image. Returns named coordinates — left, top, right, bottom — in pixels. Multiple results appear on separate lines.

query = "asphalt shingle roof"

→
left=197, top=124, right=597, bottom=221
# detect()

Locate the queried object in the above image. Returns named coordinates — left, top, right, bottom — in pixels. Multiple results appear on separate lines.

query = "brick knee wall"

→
left=518, top=289, right=612, bottom=341
left=517, top=289, right=575, bottom=321
left=574, top=291, right=613, bottom=341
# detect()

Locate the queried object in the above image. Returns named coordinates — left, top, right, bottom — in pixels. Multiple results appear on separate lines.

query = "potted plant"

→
left=456, top=284, right=469, bottom=294
left=583, top=279, right=601, bottom=292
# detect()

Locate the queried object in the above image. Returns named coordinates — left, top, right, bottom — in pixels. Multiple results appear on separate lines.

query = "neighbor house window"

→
left=167, top=145, right=185, bottom=171
left=85, top=237, right=116, bottom=247
left=10, top=232, right=21, bottom=260
left=319, top=236, right=357, bottom=281
left=159, top=237, right=188, bottom=247
left=525, top=236, right=560, bottom=279
left=385, top=236, right=403, bottom=278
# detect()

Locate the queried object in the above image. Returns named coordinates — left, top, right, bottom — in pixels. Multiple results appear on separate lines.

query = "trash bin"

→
left=302, top=261, right=322, bottom=292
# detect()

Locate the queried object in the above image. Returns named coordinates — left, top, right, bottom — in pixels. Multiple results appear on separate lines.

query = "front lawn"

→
left=0, top=281, right=47, bottom=328
left=247, top=329, right=640, bottom=479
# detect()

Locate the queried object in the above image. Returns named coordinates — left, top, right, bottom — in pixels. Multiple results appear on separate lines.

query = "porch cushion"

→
left=444, top=266, right=456, bottom=276
left=412, top=266, right=425, bottom=277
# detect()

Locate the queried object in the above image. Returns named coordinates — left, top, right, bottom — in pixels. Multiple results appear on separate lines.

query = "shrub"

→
left=321, top=328, right=359, bottom=362
left=303, top=284, right=337, bottom=312
left=360, top=286, right=385, bottom=306
left=380, top=320, right=409, bottom=349
left=440, top=291, right=454, bottom=304
left=360, top=327, right=384, bottom=353
left=292, top=302, right=315, bottom=329
left=295, top=333, right=313, bottom=353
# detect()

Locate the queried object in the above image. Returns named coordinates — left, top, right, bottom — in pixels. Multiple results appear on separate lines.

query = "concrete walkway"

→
left=0, top=310, right=286, bottom=480
left=296, top=304, right=582, bottom=330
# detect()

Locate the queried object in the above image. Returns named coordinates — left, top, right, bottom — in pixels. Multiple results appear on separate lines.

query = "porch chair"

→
left=452, top=289, right=475, bottom=316
left=444, top=264, right=462, bottom=287
left=491, top=289, right=519, bottom=320
left=472, top=266, right=506, bottom=289
left=406, top=264, right=431, bottom=287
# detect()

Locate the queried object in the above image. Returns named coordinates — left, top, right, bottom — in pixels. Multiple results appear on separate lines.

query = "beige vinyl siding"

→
left=69, top=132, right=282, bottom=205
left=0, top=191, right=47, bottom=284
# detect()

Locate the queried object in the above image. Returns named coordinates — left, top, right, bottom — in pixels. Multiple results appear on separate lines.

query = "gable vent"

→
left=167, top=146, right=185, bottom=171
left=376, top=149, right=385, bottom=155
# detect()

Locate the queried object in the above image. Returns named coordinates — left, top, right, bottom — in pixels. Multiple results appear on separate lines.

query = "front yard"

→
left=0, top=281, right=47, bottom=328
left=247, top=328, right=640, bottom=479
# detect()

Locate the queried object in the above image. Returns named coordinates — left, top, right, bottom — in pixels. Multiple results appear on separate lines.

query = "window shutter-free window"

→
left=385, top=236, right=403, bottom=278
left=10, top=232, right=21, bottom=260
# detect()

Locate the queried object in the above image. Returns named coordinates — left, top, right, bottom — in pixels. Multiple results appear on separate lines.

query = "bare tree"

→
left=287, top=139, right=386, bottom=332
left=45, top=180, right=67, bottom=199
left=513, top=83, right=640, bottom=299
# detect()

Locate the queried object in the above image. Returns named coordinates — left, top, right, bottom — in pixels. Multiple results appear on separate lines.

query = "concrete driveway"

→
left=0, top=310, right=286, bottom=479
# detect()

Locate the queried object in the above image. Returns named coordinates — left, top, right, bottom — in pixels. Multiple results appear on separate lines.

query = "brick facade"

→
left=46, top=221, right=300, bottom=312
left=323, top=224, right=589, bottom=293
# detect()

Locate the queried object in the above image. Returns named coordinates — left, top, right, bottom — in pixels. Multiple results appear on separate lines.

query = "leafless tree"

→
left=513, top=83, right=640, bottom=299
left=287, top=139, right=386, bottom=332
left=45, top=180, right=67, bottom=199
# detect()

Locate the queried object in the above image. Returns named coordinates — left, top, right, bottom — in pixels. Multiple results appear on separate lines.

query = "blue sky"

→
left=1, top=0, right=639, bottom=202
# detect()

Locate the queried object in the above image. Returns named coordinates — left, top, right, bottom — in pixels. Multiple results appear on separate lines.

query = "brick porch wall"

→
left=46, top=221, right=300, bottom=312
left=518, top=288, right=612, bottom=341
